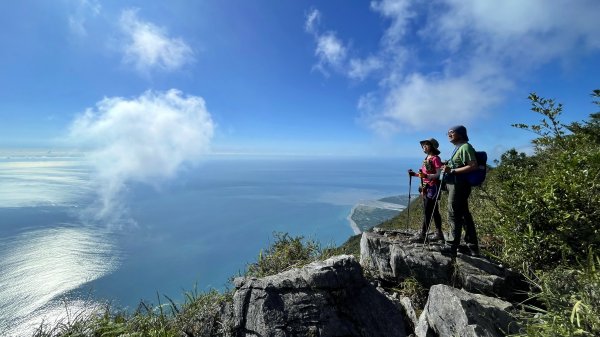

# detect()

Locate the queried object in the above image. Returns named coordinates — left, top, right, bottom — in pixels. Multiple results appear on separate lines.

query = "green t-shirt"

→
left=450, top=143, right=477, bottom=168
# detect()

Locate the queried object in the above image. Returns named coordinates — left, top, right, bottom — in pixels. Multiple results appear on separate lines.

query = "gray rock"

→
left=400, top=297, right=418, bottom=331
left=231, top=255, right=408, bottom=337
left=360, top=231, right=525, bottom=300
left=361, top=230, right=453, bottom=287
left=415, top=285, right=520, bottom=337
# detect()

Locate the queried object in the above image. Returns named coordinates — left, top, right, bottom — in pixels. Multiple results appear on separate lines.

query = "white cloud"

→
left=426, top=0, right=600, bottom=62
left=68, top=0, right=101, bottom=37
left=348, top=56, right=383, bottom=81
left=315, top=32, right=347, bottom=68
left=69, top=89, right=214, bottom=222
left=362, top=71, right=505, bottom=134
left=305, top=9, right=352, bottom=76
left=308, top=0, right=600, bottom=134
left=369, top=0, right=414, bottom=46
left=304, top=8, right=321, bottom=33
left=119, top=9, right=194, bottom=74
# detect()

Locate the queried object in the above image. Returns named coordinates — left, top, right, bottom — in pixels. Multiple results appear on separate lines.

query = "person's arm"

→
left=428, top=156, right=443, bottom=179
left=443, top=144, right=476, bottom=174
left=449, top=160, right=477, bottom=175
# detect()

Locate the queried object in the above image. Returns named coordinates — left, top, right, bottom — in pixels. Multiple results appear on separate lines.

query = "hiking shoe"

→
left=429, top=232, right=445, bottom=241
left=439, top=245, right=457, bottom=258
left=409, top=233, right=426, bottom=243
left=467, top=244, right=480, bottom=257
left=445, top=239, right=459, bottom=246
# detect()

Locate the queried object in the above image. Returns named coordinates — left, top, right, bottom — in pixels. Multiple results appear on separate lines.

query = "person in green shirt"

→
left=440, top=125, right=479, bottom=257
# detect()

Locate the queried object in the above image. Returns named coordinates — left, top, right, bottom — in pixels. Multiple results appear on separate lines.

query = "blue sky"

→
left=1, top=0, right=599, bottom=161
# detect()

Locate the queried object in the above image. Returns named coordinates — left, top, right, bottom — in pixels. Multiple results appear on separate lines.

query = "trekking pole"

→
left=406, top=174, right=413, bottom=232
left=422, top=171, right=446, bottom=246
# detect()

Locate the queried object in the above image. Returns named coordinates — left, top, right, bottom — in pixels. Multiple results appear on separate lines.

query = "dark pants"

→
left=421, top=193, right=442, bottom=234
left=447, top=180, right=478, bottom=251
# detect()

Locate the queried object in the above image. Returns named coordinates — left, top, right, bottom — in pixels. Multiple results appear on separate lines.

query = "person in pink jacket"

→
left=408, top=138, right=444, bottom=243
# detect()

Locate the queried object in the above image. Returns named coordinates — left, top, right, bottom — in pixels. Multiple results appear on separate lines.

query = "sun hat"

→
left=420, top=138, right=440, bottom=155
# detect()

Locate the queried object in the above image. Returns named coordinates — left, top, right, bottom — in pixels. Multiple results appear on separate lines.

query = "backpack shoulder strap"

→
left=449, top=145, right=461, bottom=161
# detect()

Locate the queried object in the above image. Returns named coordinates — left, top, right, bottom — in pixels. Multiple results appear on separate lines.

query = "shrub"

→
left=244, top=232, right=323, bottom=278
left=480, top=91, right=600, bottom=270
left=514, top=252, right=600, bottom=337
left=175, top=288, right=233, bottom=337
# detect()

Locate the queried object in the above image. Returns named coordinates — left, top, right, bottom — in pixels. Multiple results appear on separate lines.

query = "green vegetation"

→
left=35, top=90, right=600, bottom=336
left=378, top=195, right=411, bottom=205
left=481, top=91, right=600, bottom=269
left=323, top=232, right=362, bottom=257
left=32, top=289, right=232, bottom=337
left=389, top=277, right=428, bottom=314
left=501, top=90, right=600, bottom=337
left=351, top=205, right=402, bottom=231
left=515, top=252, right=600, bottom=336
left=243, top=232, right=326, bottom=278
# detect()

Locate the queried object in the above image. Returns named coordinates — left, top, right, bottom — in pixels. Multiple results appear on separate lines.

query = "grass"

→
left=512, top=252, right=600, bottom=337
left=32, top=288, right=233, bottom=337
left=243, top=232, right=325, bottom=278
left=388, top=277, right=428, bottom=314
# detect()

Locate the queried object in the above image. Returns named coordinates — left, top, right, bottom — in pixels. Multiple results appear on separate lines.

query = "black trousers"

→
left=447, top=180, right=478, bottom=250
left=420, top=189, right=442, bottom=235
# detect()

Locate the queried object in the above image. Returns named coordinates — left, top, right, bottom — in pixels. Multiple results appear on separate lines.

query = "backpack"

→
left=465, top=151, right=487, bottom=186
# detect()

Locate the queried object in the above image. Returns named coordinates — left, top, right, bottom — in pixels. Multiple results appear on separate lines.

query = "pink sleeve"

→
left=431, top=156, right=443, bottom=169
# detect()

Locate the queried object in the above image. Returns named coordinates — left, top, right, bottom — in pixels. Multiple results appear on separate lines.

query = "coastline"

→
left=347, top=196, right=406, bottom=234
left=347, top=204, right=362, bottom=235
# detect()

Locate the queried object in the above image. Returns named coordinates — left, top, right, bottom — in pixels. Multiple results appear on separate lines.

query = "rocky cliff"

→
left=226, top=229, right=527, bottom=337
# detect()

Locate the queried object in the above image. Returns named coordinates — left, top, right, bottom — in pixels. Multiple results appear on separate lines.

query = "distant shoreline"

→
left=347, top=204, right=362, bottom=235
left=347, top=196, right=407, bottom=234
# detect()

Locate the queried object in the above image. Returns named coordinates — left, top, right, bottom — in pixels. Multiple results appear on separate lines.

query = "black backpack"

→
left=465, top=151, right=487, bottom=186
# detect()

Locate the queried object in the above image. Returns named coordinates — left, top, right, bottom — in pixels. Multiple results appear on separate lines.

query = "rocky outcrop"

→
left=415, top=284, right=520, bottom=337
left=230, top=255, right=407, bottom=337
left=225, top=229, right=528, bottom=337
left=360, top=229, right=526, bottom=301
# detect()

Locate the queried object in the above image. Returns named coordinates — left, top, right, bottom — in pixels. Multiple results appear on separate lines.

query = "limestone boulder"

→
left=415, top=284, right=520, bottom=337
left=360, top=230, right=526, bottom=300
left=231, top=255, right=407, bottom=337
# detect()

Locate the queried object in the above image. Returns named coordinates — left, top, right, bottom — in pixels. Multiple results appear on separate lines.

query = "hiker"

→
left=408, top=138, right=444, bottom=243
left=440, top=125, right=480, bottom=257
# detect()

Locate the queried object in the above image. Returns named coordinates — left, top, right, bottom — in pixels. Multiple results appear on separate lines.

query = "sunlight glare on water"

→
left=0, top=156, right=92, bottom=208
left=0, top=225, right=120, bottom=336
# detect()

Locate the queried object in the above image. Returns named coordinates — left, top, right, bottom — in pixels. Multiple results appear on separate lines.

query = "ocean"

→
left=0, top=155, right=414, bottom=336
